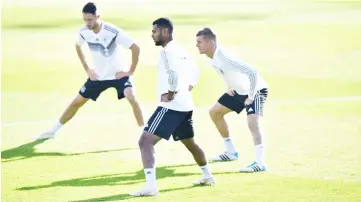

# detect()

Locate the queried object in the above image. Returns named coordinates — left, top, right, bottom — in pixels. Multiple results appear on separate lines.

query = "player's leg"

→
left=240, top=89, right=268, bottom=172
left=130, top=107, right=178, bottom=196
left=37, top=79, right=103, bottom=140
left=114, top=77, right=144, bottom=128
left=136, top=130, right=162, bottom=195
left=208, top=93, right=245, bottom=161
left=174, top=112, right=215, bottom=185
left=123, top=86, right=145, bottom=128
left=37, top=94, right=89, bottom=139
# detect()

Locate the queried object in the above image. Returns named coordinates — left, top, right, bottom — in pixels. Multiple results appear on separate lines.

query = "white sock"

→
left=144, top=168, right=156, bottom=187
left=200, top=164, right=212, bottom=179
left=49, top=120, right=63, bottom=133
left=255, top=144, right=265, bottom=166
left=223, top=137, right=237, bottom=153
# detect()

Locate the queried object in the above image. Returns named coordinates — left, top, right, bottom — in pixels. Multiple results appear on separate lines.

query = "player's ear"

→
left=164, top=28, right=170, bottom=36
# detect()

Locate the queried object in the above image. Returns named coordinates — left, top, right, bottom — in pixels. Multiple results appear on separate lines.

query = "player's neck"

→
left=162, top=36, right=173, bottom=47
left=93, top=21, right=102, bottom=34
left=207, top=45, right=217, bottom=59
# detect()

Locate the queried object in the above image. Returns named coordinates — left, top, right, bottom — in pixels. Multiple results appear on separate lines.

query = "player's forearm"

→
left=75, top=45, right=90, bottom=72
left=129, top=43, right=140, bottom=75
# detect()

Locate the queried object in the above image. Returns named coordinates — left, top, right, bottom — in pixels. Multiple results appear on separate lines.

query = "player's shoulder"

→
left=103, top=22, right=122, bottom=34
left=215, top=46, right=235, bottom=60
left=164, top=41, right=188, bottom=55
left=79, top=26, right=90, bottom=34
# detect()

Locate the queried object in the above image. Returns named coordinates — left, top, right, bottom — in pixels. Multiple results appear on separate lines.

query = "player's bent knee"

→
left=209, top=107, right=222, bottom=119
left=138, top=132, right=153, bottom=148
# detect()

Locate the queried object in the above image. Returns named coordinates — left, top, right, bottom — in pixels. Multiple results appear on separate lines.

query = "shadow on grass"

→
left=2, top=139, right=135, bottom=163
left=17, top=162, right=238, bottom=191
left=70, top=185, right=202, bottom=202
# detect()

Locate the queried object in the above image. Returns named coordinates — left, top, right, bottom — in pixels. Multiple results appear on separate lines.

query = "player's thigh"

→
left=124, top=86, right=136, bottom=102
left=112, top=77, right=132, bottom=100
left=215, top=93, right=246, bottom=114
left=144, top=107, right=183, bottom=141
left=172, top=111, right=194, bottom=141
left=79, top=79, right=106, bottom=101
left=71, top=93, right=89, bottom=107
left=209, top=102, right=234, bottom=117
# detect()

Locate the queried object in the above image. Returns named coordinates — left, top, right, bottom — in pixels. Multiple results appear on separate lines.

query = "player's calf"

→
left=247, top=114, right=266, bottom=168
left=181, top=138, right=216, bottom=185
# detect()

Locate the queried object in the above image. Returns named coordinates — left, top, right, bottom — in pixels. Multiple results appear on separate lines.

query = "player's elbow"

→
left=75, top=44, right=82, bottom=51
left=168, top=70, right=178, bottom=91
left=130, top=43, right=140, bottom=55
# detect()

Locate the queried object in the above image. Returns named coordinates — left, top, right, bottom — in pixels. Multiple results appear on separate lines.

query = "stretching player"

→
left=196, top=28, right=268, bottom=172
left=38, top=2, right=144, bottom=139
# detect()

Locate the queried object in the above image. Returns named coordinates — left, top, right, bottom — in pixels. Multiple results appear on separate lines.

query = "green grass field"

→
left=2, top=0, right=361, bottom=201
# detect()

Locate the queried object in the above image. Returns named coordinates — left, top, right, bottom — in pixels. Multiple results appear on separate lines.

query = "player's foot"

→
left=192, top=176, right=216, bottom=186
left=239, top=162, right=266, bottom=173
left=209, top=152, right=238, bottom=161
left=129, top=186, right=159, bottom=197
left=36, top=132, right=55, bottom=140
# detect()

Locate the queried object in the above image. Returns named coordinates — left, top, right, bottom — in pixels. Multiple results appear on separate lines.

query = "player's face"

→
left=83, top=13, right=99, bottom=29
left=196, top=36, right=210, bottom=54
left=151, top=25, right=165, bottom=46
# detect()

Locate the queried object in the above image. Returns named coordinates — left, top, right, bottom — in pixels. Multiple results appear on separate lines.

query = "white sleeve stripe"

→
left=218, top=50, right=257, bottom=97
left=161, top=50, right=178, bottom=91
left=161, top=50, right=170, bottom=71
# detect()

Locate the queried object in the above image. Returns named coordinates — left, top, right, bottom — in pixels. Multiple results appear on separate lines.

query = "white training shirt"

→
left=211, top=46, right=267, bottom=99
left=76, top=22, right=134, bottom=81
left=157, top=40, right=200, bottom=112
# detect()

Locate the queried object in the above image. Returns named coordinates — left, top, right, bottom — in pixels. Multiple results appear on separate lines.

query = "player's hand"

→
left=245, top=98, right=254, bottom=105
left=115, top=71, right=130, bottom=79
left=160, top=92, right=177, bottom=102
left=160, top=93, right=170, bottom=102
left=188, top=85, right=194, bottom=91
left=87, top=69, right=99, bottom=81
left=227, top=90, right=235, bottom=96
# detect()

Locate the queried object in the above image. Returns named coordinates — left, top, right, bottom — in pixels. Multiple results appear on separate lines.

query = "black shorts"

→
left=218, top=88, right=268, bottom=115
left=79, top=77, right=132, bottom=101
left=144, top=107, right=194, bottom=141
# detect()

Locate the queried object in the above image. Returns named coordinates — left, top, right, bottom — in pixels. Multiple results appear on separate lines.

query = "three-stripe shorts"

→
left=144, top=107, right=194, bottom=141
left=218, top=88, right=268, bottom=115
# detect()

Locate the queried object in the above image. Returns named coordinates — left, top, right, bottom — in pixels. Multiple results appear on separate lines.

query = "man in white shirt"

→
left=196, top=28, right=269, bottom=173
left=37, top=2, right=144, bottom=139
left=130, top=18, right=215, bottom=197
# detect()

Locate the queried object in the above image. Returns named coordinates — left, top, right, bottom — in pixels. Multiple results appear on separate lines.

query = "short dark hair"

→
left=82, top=2, right=97, bottom=15
left=152, top=17, right=173, bottom=34
left=196, top=28, right=216, bottom=40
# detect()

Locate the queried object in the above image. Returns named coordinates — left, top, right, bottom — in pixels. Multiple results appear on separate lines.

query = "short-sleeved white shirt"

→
left=76, top=22, right=134, bottom=81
